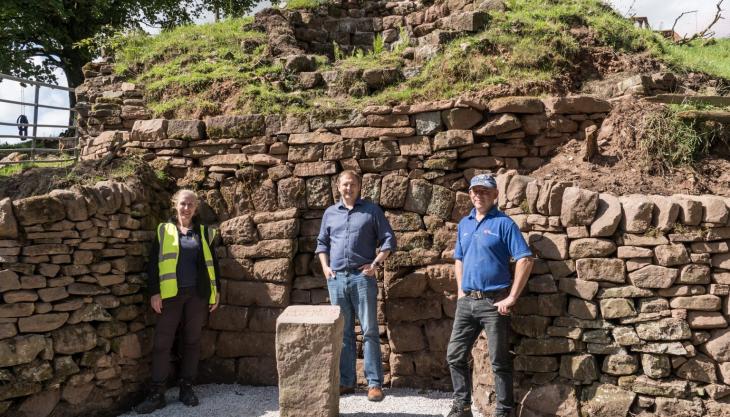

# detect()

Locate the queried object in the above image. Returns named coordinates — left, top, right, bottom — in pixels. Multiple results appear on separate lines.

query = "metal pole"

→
left=31, top=84, right=40, bottom=162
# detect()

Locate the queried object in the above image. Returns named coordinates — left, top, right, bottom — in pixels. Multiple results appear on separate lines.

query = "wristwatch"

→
left=370, top=260, right=382, bottom=270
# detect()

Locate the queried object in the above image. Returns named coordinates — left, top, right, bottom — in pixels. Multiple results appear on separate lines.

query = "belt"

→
left=464, top=290, right=503, bottom=299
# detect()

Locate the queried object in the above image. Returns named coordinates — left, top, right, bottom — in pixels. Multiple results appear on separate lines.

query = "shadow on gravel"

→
left=341, top=414, right=442, bottom=417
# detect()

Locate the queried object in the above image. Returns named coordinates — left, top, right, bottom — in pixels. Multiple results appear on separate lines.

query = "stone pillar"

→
left=276, top=305, right=344, bottom=417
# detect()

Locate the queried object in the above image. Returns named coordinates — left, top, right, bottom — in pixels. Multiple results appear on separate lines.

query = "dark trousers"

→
left=151, top=287, right=208, bottom=383
left=446, top=296, right=513, bottom=414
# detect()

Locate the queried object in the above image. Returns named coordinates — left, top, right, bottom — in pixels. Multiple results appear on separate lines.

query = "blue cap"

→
left=469, top=174, right=497, bottom=190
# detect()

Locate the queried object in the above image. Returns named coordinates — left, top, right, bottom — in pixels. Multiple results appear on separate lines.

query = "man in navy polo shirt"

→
left=445, top=174, right=534, bottom=417
left=316, top=170, right=396, bottom=402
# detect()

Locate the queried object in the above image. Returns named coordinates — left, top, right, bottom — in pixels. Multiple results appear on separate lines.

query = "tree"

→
left=0, top=0, right=264, bottom=108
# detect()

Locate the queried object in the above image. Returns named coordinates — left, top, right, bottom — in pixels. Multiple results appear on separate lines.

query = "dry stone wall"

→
left=0, top=178, right=168, bottom=416
left=74, top=92, right=729, bottom=416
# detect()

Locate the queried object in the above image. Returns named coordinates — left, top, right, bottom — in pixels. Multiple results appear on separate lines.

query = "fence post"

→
left=31, top=84, right=40, bottom=162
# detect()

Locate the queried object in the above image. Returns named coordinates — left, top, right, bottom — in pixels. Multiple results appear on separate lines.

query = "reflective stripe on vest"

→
left=157, top=223, right=218, bottom=305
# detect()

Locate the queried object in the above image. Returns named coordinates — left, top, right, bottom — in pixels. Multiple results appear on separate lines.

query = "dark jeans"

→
left=446, top=295, right=513, bottom=414
left=151, top=287, right=208, bottom=383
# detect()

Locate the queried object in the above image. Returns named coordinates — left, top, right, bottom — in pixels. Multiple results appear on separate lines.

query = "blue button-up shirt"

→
left=454, top=206, right=532, bottom=292
left=316, top=198, right=396, bottom=271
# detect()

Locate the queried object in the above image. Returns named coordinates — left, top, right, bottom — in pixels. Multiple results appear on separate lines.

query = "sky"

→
left=0, top=0, right=728, bottom=145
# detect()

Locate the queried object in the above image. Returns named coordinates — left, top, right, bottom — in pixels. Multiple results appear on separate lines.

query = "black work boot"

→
left=179, top=379, right=199, bottom=407
left=135, top=382, right=166, bottom=414
left=447, top=400, right=473, bottom=417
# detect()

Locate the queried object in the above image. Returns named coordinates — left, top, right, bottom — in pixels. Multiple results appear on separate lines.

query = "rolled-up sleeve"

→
left=373, top=206, right=396, bottom=252
left=315, top=210, right=331, bottom=254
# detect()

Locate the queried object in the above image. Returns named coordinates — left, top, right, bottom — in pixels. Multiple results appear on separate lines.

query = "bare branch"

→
left=626, top=0, right=638, bottom=18
left=671, top=10, right=697, bottom=35
left=677, top=0, right=725, bottom=45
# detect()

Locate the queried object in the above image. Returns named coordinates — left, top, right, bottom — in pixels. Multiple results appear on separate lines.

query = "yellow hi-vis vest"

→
left=157, top=223, right=218, bottom=305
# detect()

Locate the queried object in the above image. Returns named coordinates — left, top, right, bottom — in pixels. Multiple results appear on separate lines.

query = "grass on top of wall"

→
left=107, top=0, right=730, bottom=116
left=112, top=17, right=306, bottom=116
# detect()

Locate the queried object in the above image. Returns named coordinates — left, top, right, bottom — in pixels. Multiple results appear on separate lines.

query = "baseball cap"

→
left=469, top=174, right=497, bottom=190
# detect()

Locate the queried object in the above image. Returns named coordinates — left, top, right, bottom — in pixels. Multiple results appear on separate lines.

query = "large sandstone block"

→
left=704, top=328, right=730, bottom=362
left=619, top=195, right=654, bottom=233
left=528, top=232, right=569, bottom=260
left=559, top=353, right=598, bottom=382
left=433, top=130, right=474, bottom=150
left=520, top=383, right=579, bottom=417
left=276, top=306, right=344, bottom=417
left=575, top=258, right=625, bottom=283
left=560, top=187, right=598, bottom=227
left=379, top=175, right=409, bottom=209
left=669, top=294, right=721, bottom=311
left=227, top=281, right=290, bottom=307
left=12, top=196, right=66, bottom=226
left=474, top=113, right=520, bottom=136
left=0, top=198, right=18, bottom=238
left=628, top=265, right=678, bottom=288
left=580, top=383, right=635, bottom=417
left=488, top=96, right=544, bottom=113
left=650, top=195, right=680, bottom=232
left=131, top=118, right=166, bottom=141
left=631, top=375, right=688, bottom=398
left=635, top=318, right=691, bottom=341
left=569, top=238, right=616, bottom=258
left=205, top=115, right=265, bottom=138
left=388, top=323, right=426, bottom=352
left=544, top=97, right=611, bottom=114
left=0, top=334, right=46, bottom=367
left=220, top=214, right=257, bottom=244
left=590, top=193, right=621, bottom=237
left=654, top=244, right=690, bottom=267
left=52, top=323, right=97, bottom=354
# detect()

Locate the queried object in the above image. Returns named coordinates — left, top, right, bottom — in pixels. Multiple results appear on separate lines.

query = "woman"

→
left=136, top=189, right=221, bottom=414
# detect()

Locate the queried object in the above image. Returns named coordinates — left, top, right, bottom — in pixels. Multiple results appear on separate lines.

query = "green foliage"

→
left=659, top=38, right=730, bottom=81
left=103, top=0, right=730, bottom=116
left=0, top=0, right=266, bottom=89
left=111, top=18, right=298, bottom=117
left=372, top=34, right=386, bottom=55
left=0, top=160, right=74, bottom=177
left=285, top=0, right=328, bottom=9
left=640, top=105, right=728, bottom=171
left=333, top=42, right=345, bottom=61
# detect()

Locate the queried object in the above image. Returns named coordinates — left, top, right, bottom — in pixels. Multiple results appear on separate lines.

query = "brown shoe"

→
left=339, top=386, right=355, bottom=395
left=367, top=386, right=384, bottom=402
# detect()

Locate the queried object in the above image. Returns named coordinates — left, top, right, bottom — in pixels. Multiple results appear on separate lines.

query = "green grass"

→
left=108, top=0, right=730, bottom=115
left=659, top=38, right=730, bottom=81
left=0, top=159, right=75, bottom=177
left=112, top=18, right=296, bottom=117
left=640, top=104, right=729, bottom=171
left=285, top=0, right=329, bottom=9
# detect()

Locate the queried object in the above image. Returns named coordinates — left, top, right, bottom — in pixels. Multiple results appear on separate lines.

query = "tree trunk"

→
left=60, top=48, right=87, bottom=131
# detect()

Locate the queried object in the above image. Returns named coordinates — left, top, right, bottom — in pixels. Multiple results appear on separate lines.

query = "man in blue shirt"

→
left=316, top=170, right=396, bottom=402
left=446, top=174, right=534, bottom=417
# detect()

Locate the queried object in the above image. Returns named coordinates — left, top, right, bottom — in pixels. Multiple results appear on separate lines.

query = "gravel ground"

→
left=118, top=384, right=486, bottom=417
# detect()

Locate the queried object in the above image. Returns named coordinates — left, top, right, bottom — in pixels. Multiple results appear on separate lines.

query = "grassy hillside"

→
left=108, top=0, right=730, bottom=117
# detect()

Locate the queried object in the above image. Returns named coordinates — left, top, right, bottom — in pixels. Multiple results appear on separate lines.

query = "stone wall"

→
left=256, top=0, right=497, bottom=59
left=0, top=178, right=167, bottom=416
left=74, top=92, right=728, bottom=416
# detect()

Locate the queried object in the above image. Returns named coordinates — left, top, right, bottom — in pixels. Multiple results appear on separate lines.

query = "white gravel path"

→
left=118, top=384, right=487, bottom=417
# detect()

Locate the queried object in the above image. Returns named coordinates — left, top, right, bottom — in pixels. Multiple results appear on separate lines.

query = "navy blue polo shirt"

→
left=454, top=206, right=532, bottom=292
